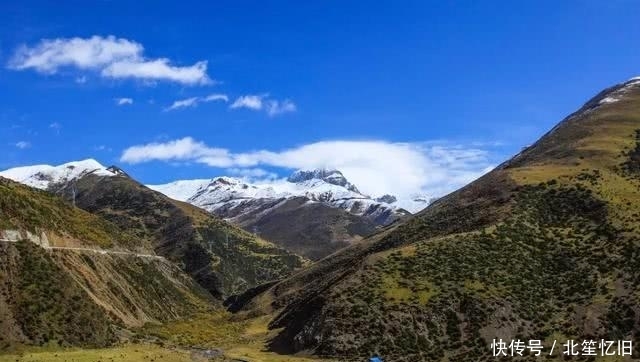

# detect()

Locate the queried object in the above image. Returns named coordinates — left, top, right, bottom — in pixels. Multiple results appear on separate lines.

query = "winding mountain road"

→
left=0, top=239, right=164, bottom=259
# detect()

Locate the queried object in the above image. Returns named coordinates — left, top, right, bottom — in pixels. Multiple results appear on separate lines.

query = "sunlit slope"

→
left=0, top=178, right=213, bottom=350
left=61, top=173, right=305, bottom=299
left=0, top=177, right=131, bottom=248
left=235, top=79, right=640, bottom=361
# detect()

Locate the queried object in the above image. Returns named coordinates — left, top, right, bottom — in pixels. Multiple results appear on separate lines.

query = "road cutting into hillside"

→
left=0, top=239, right=164, bottom=259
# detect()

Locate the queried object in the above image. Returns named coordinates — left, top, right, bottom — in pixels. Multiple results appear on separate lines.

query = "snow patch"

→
left=148, top=169, right=432, bottom=222
left=0, top=159, right=117, bottom=190
left=599, top=96, right=619, bottom=104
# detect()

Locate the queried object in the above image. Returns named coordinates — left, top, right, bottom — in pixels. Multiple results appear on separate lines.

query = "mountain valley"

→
left=149, top=169, right=429, bottom=260
left=2, top=78, right=640, bottom=361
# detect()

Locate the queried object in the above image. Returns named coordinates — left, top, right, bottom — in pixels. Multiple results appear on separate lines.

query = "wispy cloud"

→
left=8, top=35, right=212, bottom=85
left=115, top=97, right=133, bottom=106
left=94, top=145, right=113, bottom=152
left=226, top=167, right=278, bottom=180
left=14, top=141, right=31, bottom=149
left=203, top=94, right=229, bottom=102
left=230, top=94, right=296, bottom=117
left=230, top=95, right=265, bottom=110
left=120, top=137, right=495, bottom=198
left=266, top=99, right=296, bottom=116
left=49, top=122, right=62, bottom=134
left=164, top=93, right=228, bottom=111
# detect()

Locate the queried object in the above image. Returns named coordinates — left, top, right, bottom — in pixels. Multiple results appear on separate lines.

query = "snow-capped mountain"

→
left=0, top=159, right=119, bottom=190
left=148, top=169, right=429, bottom=225
left=148, top=168, right=430, bottom=259
left=0, top=160, right=430, bottom=260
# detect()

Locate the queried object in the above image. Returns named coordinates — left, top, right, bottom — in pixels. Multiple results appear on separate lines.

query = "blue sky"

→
left=1, top=1, right=640, bottom=198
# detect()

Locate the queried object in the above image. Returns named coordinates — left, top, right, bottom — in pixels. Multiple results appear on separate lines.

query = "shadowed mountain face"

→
left=148, top=169, right=423, bottom=260
left=233, top=78, right=640, bottom=360
left=0, top=161, right=307, bottom=352
left=48, top=173, right=305, bottom=299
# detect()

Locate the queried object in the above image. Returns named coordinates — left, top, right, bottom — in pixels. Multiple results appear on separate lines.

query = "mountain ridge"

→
left=229, top=77, right=640, bottom=360
left=0, top=162, right=427, bottom=260
left=0, top=177, right=215, bottom=349
left=148, top=169, right=424, bottom=260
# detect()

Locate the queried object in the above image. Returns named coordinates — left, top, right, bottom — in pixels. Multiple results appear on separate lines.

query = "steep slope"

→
left=233, top=78, right=640, bottom=361
left=0, top=177, right=213, bottom=350
left=149, top=169, right=425, bottom=260
left=0, top=163, right=305, bottom=298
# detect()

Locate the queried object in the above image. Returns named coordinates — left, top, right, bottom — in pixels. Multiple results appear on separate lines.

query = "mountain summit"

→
left=149, top=168, right=426, bottom=259
left=0, top=159, right=118, bottom=190
left=230, top=77, right=640, bottom=360
left=0, top=160, right=304, bottom=300
left=287, top=168, right=360, bottom=193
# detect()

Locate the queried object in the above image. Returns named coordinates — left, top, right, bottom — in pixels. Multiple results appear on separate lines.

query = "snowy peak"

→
left=106, top=165, right=131, bottom=178
left=287, top=169, right=360, bottom=193
left=148, top=168, right=431, bottom=228
left=594, top=77, right=640, bottom=106
left=0, top=159, right=118, bottom=190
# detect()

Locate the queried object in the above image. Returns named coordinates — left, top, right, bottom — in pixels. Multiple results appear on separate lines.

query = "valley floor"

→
left=0, top=313, right=335, bottom=362
left=0, top=345, right=333, bottom=362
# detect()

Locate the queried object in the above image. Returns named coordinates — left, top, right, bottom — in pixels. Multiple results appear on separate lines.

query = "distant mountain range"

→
left=149, top=168, right=429, bottom=215
left=3, top=77, right=640, bottom=360
left=0, top=152, right=311, bottom=348
left=1, top=162, right=430, bottom=260
left=228, top=76, right=640, bottom=360
left=0, top=160, right=304, bottom=297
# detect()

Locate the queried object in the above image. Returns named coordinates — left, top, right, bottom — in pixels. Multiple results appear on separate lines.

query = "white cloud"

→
left=226, top=167, right=278, bottom=180
left=204, top=93, right=229, bottom=102
left=120, top=137, right=495, bottom=198
left=266, top=99, right=296, bottom=116
left=230, top=95, right=265, bottom=110
left=230, top=94, right=296, bottom=117
left=164, top=93, right=228, bottom=111
left=101, top=59, right=210, bottom=85
left=115, top=97, right=133, bottom=106
left=8, top=35, right=211, bottom=85
left=14, top=141, right=31, bottom=149
left=75, top=75, right=87, bottom=84
left=121, top=137, right=232, bottom=167
left=164, top=97, right=199, bottom=111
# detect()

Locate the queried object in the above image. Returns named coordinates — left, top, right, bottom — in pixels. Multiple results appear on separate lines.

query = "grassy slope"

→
left=234, top=81, right=640, bottom=361
left=0, top=313, right=336, bottom=362
left=0, top=241, right=114, bottom=350
left=0, top=177, right=131, bottom=248
left=0, top=178, right=214, bottom=350
left=65, top=174, right=305, bottom=299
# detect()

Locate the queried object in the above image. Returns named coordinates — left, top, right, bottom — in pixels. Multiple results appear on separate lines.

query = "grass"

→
left=0, top=344, right=193, bottom=362
left=380, top=271, right=437, bottom=305
left=140, top=312, right=249, bottom=348
left=5, top=241, right=115, bottom=348
left=137, top=312, right=335, bottom=362
left=0, top=178, right=131, bottom=248
left=0, top=344, right=334, bottom=362
left=0, top=312, right=337, bottom=362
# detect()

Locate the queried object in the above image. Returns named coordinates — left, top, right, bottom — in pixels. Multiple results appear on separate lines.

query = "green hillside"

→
left=0, top=177, right=130, bottom=248
left=0, top=178, right=213, bottom=351
left=52, top=172, right=305, bottom=299
left=233, top=79, right=640, bottom=361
